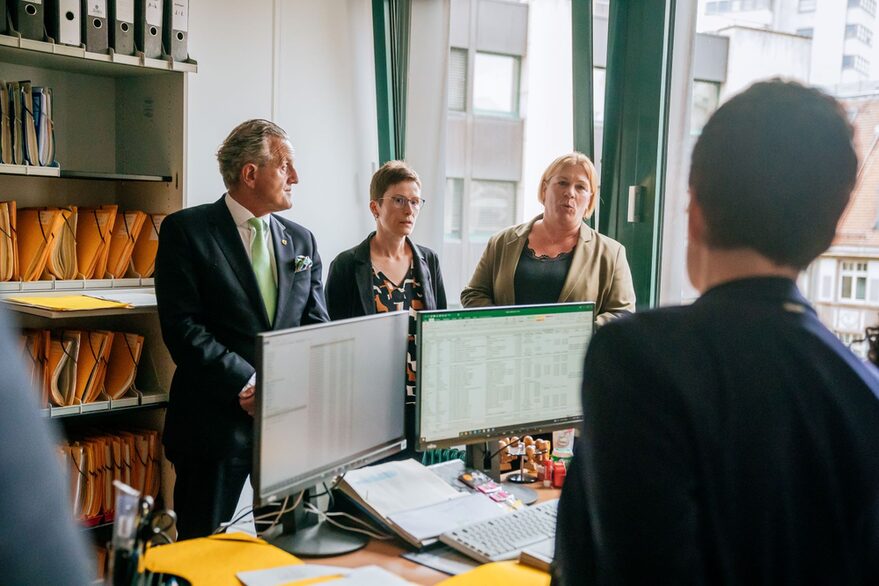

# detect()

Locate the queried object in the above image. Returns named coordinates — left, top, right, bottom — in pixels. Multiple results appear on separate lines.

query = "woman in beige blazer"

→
left=460, top=152, right=635, bottom=325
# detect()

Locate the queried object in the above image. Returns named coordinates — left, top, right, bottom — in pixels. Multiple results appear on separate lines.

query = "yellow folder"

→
left=129, top=213, right=165, bottom=278
left=44, top=206, right=78, bottom=281
left=76, top=206, right=117, bottom=280
left=17, top=207, right=65, bottom=281
left=437, top=561, right=550, bottom=586
left=105, top=210, right=146, bottom=279
left=21, top=329, right=50, bottom=407
left=104, top=332, right=144, bottom=400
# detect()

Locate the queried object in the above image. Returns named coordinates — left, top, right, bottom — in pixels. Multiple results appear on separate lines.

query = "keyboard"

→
left=439, top=498, right=558, bottom=564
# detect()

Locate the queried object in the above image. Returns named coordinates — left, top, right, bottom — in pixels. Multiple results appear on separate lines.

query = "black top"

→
left=513, top=244, right=574, bottom=305
left=325, top=233, right=447, bottom=320
left=553, top=277, right=879, bottom=585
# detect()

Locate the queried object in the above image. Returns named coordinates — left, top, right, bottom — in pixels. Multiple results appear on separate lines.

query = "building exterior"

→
left=804, top=90, right=879, bottom=357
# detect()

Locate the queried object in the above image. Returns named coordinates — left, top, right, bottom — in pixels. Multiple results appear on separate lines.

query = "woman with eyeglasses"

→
left=461, top=152, right=635, bottom=325
left=326, top=161, right=446, bottom=449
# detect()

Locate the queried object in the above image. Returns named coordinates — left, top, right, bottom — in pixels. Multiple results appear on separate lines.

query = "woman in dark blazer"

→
left=325, top=161, right=447, bottom=454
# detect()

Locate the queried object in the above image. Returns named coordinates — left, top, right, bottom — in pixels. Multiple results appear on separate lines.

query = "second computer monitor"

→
left=416, top=302, right=594, bottom=450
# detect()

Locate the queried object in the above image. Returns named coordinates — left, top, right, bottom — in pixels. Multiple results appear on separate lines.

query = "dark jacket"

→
left=325, top=233, right=447, bottom=319
left=155, top=196, right=328, bottom=460
left=554, top=277, right=879, bottom=585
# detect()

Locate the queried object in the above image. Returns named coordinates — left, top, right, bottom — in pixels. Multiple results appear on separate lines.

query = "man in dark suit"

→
left=155, top=119, right=329, bottom=539
left=554, top=81, right=879, bottom=584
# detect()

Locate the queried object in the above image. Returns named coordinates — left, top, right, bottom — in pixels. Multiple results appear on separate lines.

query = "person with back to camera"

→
left=460, top=152, right=635, bottom=324
left=325, top=160, right=447, bottom=453
left=553, top=80, right=879, bottom=585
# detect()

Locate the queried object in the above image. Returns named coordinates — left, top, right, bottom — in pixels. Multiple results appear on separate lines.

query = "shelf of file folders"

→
left=20, top=328, right=169, bottom=419
left=0, top=30, right=197, bottom=73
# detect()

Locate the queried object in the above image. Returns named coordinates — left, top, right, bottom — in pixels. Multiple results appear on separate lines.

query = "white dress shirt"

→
left=224, top=193, right=277, bottom=395
left=224, top=192, right=278, bottom=284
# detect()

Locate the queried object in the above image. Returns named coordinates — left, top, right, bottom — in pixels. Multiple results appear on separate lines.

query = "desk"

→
left=317, top=484, right=560, bottom=585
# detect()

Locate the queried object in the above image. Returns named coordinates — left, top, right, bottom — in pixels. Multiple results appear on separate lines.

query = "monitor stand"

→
left=466, top=443, right=538, bottom=506
left=269, top=492, right=368, bottom=557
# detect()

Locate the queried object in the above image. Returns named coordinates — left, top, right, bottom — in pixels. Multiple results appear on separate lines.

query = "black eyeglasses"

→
left=380, top=196, right=426, bottom=211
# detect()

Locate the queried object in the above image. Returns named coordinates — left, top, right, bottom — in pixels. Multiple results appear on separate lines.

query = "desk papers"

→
left=237, top=564, right=415, bottom=586
left=339, top=459, right=505, bottom=548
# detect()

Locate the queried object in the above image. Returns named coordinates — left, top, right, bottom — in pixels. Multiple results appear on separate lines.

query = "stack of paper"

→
left=34, top=86, right=55, bottom=167
left=0, top=200, right=18, bottom=281
left=339, top=460, right=505, bottom=548
left=77, top=205, right=118, bottom=279
left=129, top=213, right=165, bottom=278
left=105, top=210, right=146, bottom=279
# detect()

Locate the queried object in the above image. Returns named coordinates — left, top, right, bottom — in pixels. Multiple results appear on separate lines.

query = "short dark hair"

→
left=689, top=80, right=857, bottom=269
left=217, top=119, right=289, bottom=188
left=369, top=161, right=421, bottom=202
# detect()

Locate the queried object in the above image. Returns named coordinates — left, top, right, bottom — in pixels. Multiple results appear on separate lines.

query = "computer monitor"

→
left=254, top=311, right=408, bottom=508
left=415, top=302, right=594, bottom=452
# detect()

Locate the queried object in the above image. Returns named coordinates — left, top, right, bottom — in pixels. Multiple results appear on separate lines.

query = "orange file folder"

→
left=104, top=332, right=144, bottom=400
left=44, top=206, right=78, bottom=280
left=105, top=210, right=146, bottom=279
left=129, top=213, right=165, bottom=278
left=18, top=207, right=65, bottom=281
left=76, top=206, right=117, bottom=280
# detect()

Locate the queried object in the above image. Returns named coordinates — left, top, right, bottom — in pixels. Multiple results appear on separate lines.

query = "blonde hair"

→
left=537, top=152, right=598, bottom=219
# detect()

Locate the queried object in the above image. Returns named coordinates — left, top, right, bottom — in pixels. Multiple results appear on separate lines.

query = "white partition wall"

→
left=186, top=0, right=379, bottom=274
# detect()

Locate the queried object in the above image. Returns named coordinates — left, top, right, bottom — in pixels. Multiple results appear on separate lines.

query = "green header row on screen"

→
left=419, top=302, right=596, bottom=322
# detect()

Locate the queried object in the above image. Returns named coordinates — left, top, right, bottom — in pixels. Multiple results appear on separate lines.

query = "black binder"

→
left=45, top=0, right=82, bottom=46
left=82, top=0, right=108, bottom=53
left=9, top=0, right=44, bottom=41
left=109, top=0, right=135, bottom=56
left=134, top=0, right=162, bottom=59
left=162, top=0, right=186, bottom=62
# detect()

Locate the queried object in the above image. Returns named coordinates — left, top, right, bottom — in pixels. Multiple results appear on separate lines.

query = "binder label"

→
left=172, top=1, right=188, bottom=32
left=116, top=0, right=134, bottom=23
left=146, top=0, right=162, bottom=26
left=87, top=0, right=107, bottom=17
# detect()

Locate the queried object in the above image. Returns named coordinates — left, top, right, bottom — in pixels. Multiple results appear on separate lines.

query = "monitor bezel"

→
left=253, top=312, right=408, bottom=506
left=415, top=302, right=594, bottom=451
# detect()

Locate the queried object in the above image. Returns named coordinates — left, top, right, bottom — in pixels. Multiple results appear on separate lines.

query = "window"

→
left=473, top=52, right=520, bottom=116
left=691, top=81, right=720, bottom=135
left=469, top=180, right=516, bottom=240
left=796, top=27, right=814, bottom=38
left=445, top=178, right=463, bottom=239
left=849, top=0, right=877, bottom=17
left=448, top=48, right=467, bottom=112
left=799, top=0, right=817, bottom=12
left=842, top=54, right=870, bottom=75
left=840, top=261, right=868, bottom=301
left=837, top=331, right=868, bottom=358
left=846, top=24, right=874, bottom=46
left=594, top=67, right=607, bottom=125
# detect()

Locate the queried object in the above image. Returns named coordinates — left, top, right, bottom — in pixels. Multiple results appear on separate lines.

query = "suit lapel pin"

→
left=281, top=239, right=288, bottom=246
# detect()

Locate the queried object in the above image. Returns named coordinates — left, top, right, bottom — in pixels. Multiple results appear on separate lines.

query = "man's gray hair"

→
left=216, top=119, right=289, bottom=188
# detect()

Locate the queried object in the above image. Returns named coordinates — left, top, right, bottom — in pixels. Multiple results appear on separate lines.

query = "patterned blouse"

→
left=372, top=264, right=425, bottom=401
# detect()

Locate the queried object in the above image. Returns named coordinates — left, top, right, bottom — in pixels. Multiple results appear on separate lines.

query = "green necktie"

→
left=247, top=217, right=277, bottom=324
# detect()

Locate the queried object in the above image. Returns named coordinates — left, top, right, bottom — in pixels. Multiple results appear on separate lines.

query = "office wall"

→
left=186, top=0, right=379, bottom=274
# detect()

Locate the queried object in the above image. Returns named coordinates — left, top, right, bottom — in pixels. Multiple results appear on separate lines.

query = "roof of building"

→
left=833, top=95, right=879, bottom=248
